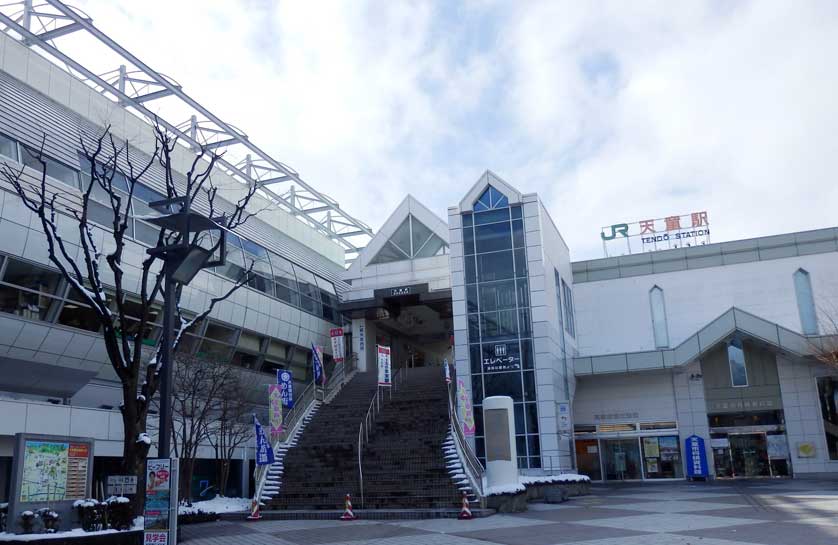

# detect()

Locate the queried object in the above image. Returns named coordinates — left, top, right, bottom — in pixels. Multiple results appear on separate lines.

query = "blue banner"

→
left=254, top=414, right=275, bottom=466
left=277, top=370, right=294, bottom=408
left=685, top=434, right=708, bottom=478
left=312, top=343, right=325, bottom=385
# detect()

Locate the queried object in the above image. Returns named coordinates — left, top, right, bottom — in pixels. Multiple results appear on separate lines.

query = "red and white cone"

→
left=458, top=491, right=473, bottom=520
left=340, top=493, right=356, bottom=521
left=246, top=498, right=262, bottom=520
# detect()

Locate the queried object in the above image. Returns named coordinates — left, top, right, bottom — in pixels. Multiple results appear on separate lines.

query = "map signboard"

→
left=20, top=440, right=89, bottom=502
left=9, top=434, right=95, bottom=532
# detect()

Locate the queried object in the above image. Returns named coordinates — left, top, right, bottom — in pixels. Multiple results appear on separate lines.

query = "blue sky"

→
left=76, top=0, right=838, bottom=259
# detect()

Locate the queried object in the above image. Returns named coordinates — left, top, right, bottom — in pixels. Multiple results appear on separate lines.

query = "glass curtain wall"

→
left=463, top=186, right=539, bottom=468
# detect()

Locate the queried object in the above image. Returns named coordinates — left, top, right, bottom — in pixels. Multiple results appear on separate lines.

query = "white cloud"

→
left=70, top=0, right=838, bottom=260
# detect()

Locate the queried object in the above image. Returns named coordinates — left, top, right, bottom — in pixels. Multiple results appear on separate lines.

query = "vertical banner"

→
left=457, top=379, right=475, bottom=436
left=268, top=385, right=283, bottom=435
left=443, top=358, right=451, bottom=384
left=312, top=343, right=326, bottom=385
left=330, top=327, right=345, bottom=364
left=557, top=401, right=571, bottom=436
left=144, top=458, right=176, bottom=545
left=685, top=435, right=708, bottom=478
left=253, top=415, right=275, bottom=466
left=377, top=345, right=392, bottom=386
left=277, top=369, right=294, bottom=408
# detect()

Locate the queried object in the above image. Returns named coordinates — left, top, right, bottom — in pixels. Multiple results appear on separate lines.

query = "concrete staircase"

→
left=359, top=366, right=469, bottom=509
left=267, top=371, right=379, bottom=509
left=266, top=367, right=473, bottom=511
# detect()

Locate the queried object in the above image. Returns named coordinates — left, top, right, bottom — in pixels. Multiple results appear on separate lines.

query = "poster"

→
left=20, top=440, right=89, bottom=502
left=797, top=442, right=816, bottom=458
left=646, top=458, right=659, bottom=474
left=268, top=385, right=283, bottom=435
left=456, top=379, right=475, bottom=436
left=144, top=458, right=175, bottom=545
left=277, top=370, right=294, bottom=408
left=767, top=434, right=789, bottom=460
left=658, top=436, right=679, bottom=461
left=377, top=345, right=392, bottom=386
left=643, top=437, right=660, bottom=458
left=330, top=328, right=345, bottom=364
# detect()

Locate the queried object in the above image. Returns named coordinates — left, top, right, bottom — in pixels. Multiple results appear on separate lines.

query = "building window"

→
left=817, top=376, right=838, bottom=460
left=0, top=133, right=18, bottom=161
left=727, top=338, right=748, bottom=387
left=794, top=269, right=818, bottom=335
left=22, top=146, right=79, bottom=188
left=649, top=285, right=669, bottom=348
left=561, top=279, right=575, bottom=337
left=368, top=214, right=448, bottom=265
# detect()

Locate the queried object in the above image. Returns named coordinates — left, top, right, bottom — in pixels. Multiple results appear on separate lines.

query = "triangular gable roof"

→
left=574, top=307, right=828, bottom=375
left=348, top=194, right=449, bottom=274
left=458, top=170, right=523, bottom=212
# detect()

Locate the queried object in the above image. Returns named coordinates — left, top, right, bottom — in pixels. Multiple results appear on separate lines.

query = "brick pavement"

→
left=181, top=480, right=838, bottom=545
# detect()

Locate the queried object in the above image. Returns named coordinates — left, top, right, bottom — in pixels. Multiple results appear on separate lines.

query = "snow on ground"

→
left=178, top=496, right=250, bottom=515
left=0, top=518, right=143, bottom=541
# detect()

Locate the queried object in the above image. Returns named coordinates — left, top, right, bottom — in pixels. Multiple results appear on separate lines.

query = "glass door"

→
left=729, top=433, right=770, bottom=477
left=602, top=439, right=642, bottom=481
left=575, top=439, right=602, bottom=481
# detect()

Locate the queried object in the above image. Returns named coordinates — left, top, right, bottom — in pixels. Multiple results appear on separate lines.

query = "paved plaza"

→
left=181, top=480, right=838, bottom=545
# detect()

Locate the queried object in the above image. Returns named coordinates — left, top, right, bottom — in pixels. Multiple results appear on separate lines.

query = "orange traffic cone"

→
left=246, top=498, right=262, bottom=521
left=340, top=493, right=356, bottom=520
left=458, top=491, right=473, bottom=520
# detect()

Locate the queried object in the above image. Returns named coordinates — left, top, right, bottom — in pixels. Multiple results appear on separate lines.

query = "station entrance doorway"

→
left=341, top=283, right=453, bottom=373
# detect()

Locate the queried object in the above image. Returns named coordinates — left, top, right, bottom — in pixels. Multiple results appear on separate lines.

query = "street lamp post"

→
left=147, top=196, right=227, bottom=459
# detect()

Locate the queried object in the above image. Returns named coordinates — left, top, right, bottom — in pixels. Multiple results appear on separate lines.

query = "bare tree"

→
left=169, top=355, right=241, bottom=503
left=208, top=374, right=256, bottom=497
left=0, top=123, right=259, bottom=512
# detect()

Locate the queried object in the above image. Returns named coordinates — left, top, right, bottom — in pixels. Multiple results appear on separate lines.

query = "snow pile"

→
left=521, top=474, right=591, bottom=485
left=106, top=496, right=130, bottom=504
left=485, top=483, right=526, bottom=496
left=178, top=496, right=249, bottom=515
left=0, top=528, right=124, bottom=541
left=136, top=433, right=152, bottom=445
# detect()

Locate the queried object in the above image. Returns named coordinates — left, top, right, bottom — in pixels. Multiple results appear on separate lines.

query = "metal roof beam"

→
left=33, top=20, right=81, bottom=41
left=133, top=88, right=174, bottom=103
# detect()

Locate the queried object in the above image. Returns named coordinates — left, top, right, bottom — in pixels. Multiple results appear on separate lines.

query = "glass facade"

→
left=728, top=338, right=748, bottom=387
left=463, top=186, right=539, bottom=468
left=817, top=376, right=838, bottom=460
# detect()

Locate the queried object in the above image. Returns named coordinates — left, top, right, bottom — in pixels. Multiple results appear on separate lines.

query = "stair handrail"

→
left=446, top=370, right=485, bottom=499
left=251, top=353, right=358, bottom=506
left=357, top=365, right=405, bottom=508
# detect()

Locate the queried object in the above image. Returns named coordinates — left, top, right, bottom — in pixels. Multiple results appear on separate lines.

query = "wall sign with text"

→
left=600, top=211, right=710, bottom=257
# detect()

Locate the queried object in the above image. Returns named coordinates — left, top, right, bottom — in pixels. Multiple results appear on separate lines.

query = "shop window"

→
left=650, top=286, right=669, bottom=348
left=602, top=438, right=642, bottom=480
left=641, top=436, right=683, bottom=478
left=794, top=269, right=818, bottom=335
left=817, top=376, right=838, bottom=460
left=727, top=338, right=748, bottom=387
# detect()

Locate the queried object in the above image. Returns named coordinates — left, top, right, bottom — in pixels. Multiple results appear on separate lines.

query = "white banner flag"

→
left=330, top=328, right=345, bottom=364
left=377, top=345, right=391, bottom=386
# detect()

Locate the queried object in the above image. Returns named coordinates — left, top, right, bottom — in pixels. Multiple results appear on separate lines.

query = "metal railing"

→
left=252, top=355, right=358, bottom=505
left=446, top=371, right=485, bottom=499
left=356, top=367, right=405, bottom=508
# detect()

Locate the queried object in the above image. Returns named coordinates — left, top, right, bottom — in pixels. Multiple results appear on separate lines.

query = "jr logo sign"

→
left=601, top=223, right=629, bottom=240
